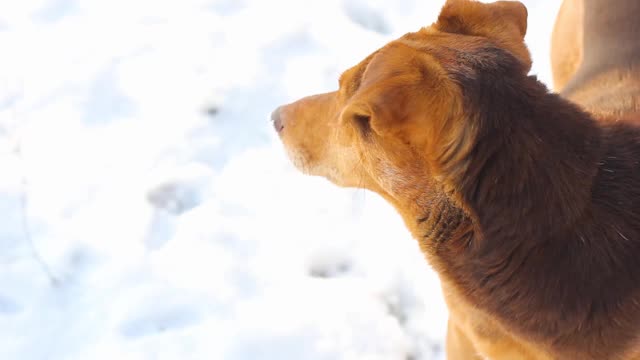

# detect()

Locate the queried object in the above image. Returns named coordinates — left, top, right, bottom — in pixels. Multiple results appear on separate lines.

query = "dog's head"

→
left=274, top=0, right=531, bottom=207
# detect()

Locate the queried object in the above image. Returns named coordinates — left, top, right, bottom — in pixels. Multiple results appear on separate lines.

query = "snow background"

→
left=0, top=0, right=561, bottom=359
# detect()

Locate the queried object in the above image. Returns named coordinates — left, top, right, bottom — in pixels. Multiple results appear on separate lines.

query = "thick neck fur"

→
left=404, top=48, right=640, bottom=358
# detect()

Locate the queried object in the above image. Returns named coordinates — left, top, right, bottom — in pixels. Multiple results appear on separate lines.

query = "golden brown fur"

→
left=274, top=0, right=640, bottom=358
left=552, top=0, right=640, bottom=118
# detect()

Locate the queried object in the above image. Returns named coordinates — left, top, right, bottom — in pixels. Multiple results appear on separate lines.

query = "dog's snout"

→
left=271, top=106, right=284, bottom=133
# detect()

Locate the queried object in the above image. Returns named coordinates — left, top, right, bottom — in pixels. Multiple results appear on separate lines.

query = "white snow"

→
left=0, top=0, right=561, bottom=359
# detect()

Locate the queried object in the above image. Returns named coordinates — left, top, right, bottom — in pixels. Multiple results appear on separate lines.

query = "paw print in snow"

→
left=119, top=305, right=201, bottom=338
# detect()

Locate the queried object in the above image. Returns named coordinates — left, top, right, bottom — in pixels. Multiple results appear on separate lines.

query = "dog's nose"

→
left=271, top=106, right=284, bottom=133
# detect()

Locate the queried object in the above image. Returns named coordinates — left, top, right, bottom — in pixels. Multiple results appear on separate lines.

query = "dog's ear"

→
left=437, top=0, right=528, bottom=38
left=339, top=77, right=455, bottom=139
left=436, top=0, right=531, bottom=71
left=339, top=91, right=401, bottom=137
left=337, top=48, right=420, bottom=137
left=338, top=43, right=456, bottom=140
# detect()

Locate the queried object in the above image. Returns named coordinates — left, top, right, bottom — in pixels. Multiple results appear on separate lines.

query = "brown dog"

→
left=274, top=0, right=640, bottom=358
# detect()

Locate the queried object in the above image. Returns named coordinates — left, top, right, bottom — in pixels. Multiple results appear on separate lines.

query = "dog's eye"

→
left=353, top=114, right=372, bottom=137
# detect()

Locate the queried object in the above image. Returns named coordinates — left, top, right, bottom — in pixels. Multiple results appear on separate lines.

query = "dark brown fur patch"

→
left=427, top=44, right=640, bottom=359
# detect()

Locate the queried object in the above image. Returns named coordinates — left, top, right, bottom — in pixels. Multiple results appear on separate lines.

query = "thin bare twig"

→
left=5, top=80, right=60, bottom=287
left=15, top=143, right=60, bottom=287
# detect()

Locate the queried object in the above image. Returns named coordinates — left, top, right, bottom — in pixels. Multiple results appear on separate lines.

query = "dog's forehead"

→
left=339, top=27, right=504, bottom=97
left=338, top=43, right=421, bottom=94
left=396, top=30, right=510, bottom=74
left=363, top=43, right=422, bottom=76
left=399, top=28, right=493, bottom=55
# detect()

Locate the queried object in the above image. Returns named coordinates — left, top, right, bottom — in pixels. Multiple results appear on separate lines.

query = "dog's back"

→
left=552, top=0, right=640, bottom=119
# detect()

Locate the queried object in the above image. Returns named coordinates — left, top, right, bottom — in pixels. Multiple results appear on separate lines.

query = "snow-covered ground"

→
left=0, top=1, right=561, bottom=359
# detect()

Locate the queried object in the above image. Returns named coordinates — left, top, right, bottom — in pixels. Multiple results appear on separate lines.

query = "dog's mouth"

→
left=271, top=106, right=285, bottom=134
left=272, top=105, right=308, bottom=171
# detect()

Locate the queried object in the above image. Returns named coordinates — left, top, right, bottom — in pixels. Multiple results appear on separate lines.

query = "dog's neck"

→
left=388, top=77, right=640, bottom=354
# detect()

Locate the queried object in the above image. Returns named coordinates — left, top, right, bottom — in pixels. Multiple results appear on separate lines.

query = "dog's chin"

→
left=282, top=146, right=313, bottom=174
left=283, top=146, right=356, bottom=187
